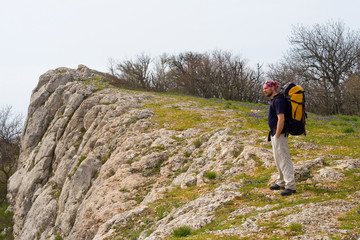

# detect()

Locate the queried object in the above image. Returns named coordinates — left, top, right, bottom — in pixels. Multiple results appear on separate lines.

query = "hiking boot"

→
left=269, top=184, right=284, bottom=190
left=280, top=189, right=296, bottom=196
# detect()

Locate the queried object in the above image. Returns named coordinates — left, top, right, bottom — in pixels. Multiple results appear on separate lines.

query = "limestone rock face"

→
left=7, top=66, right=360, bottom=240
left=8, top=66, right=154, bottom=240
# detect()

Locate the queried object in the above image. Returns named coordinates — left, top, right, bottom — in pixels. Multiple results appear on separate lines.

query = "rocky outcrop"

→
left=7, top=65, right=360, bottom=240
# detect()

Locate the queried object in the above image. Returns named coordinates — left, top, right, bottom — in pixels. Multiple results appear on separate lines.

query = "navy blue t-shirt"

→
left=268, top=95, right=287, bottom=135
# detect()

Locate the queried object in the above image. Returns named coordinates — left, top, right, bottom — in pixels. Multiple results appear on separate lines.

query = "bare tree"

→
left=246, top=63, right=265, bottom=103
left=167, top=50, right=264, bottom=101
left=116, top=53, right=152, bottom=90
left=151, top=54, right=175, bottom=92
left=212, top=50, right=242, bottom=100
left=210, top=50, right=264, bottom=102
left=287, top=20, right=360, bottom=114
left=108, top=50, right=265, bottom=103
left=107, top=58, right=118, bottom=77
left=342, top=73, right=360, bottom=116
left=169, top=52, right=205, bottom=96
left=268, top=61, right=298, bottom=86
left=0, top=106, right=23, bottom=191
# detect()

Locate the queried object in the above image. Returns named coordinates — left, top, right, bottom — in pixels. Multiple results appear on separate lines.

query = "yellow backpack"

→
left=273, top=82, right=307, bottom=136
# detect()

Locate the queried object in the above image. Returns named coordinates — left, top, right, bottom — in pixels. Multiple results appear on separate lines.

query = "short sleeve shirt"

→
left=268, top=95, right=287, bottom=135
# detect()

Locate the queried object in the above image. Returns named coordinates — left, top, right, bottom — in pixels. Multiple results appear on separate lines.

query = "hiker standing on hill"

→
left=263, top=80, right=296, bottom=196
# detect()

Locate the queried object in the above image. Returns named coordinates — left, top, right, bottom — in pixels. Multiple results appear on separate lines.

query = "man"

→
left=263, top=80, right=296, bottom=196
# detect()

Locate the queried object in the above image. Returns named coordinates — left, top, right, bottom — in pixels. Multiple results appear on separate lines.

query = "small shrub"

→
left=343, top=127, right=355, bottom=133
left=78, top=155, right=87, bottom=166
left=119, top=188, right=129, bottom=192
left=143, top=218, right=153, bottom=225
left=106, top=168, right=116, bottom=178
left=193, top=139, right=201, bottom=148
left=289, top=222, right=303, bottom=232
left=205, top=171, right=217, bottom=180
left=154, top=145, right=165, bottom=151
left=233, top=150, right=240, bottom=158
left=156, top=204, right=171, bottom=220
left=172, top=225, right=192, bottom=237
left=54, top=235, right=63, bottom=240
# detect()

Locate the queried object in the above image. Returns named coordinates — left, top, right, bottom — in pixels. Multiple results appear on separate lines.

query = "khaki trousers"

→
left=271, top=134, right=296, bottom=190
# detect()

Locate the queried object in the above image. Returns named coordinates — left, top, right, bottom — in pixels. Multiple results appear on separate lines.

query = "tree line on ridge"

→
left=108, top=20, right=360, bottom=116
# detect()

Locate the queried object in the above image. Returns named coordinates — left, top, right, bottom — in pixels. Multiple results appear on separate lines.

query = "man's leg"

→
left=271, top=135, right=285, bottom=188
left=276, top=134, right=296, bottom=190
left=271, top=134, right=296, bottom=190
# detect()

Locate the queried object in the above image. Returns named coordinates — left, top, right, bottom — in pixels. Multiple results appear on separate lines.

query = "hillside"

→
left=7, top=65, right=360, bottom=240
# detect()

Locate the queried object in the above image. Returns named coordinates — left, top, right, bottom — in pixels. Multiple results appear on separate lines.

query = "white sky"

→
left=1, top=0, right=360, bottom=116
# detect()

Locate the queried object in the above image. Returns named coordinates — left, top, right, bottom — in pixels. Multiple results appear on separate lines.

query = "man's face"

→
left=263, top=85, right=275, bottom=98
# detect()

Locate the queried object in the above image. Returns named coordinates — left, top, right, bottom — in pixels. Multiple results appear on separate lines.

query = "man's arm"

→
left=275, top=113, right=285, bottom=138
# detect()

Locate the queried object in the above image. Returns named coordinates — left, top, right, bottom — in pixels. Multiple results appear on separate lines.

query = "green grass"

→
left=145, top=103, right=224, bottom=131
left=305, top=113, right=360, bottom=158
left=54, top=235, right=63, bottom=240
left=338, top=206, right=360, bottom=231
left=289, top=222, right=303, bottom=232
left=172, top=226, right=193, bottom=237
left=143, top=96, right=252, bottom=132
left=77, top=75, right=112, bottom=91
left=0, top=202, right=14, bottom=240
left=204, top=171, right=217, bottom=180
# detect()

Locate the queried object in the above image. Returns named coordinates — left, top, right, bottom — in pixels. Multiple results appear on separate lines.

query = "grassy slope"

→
left=139, top=91, right=360, bottom=240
